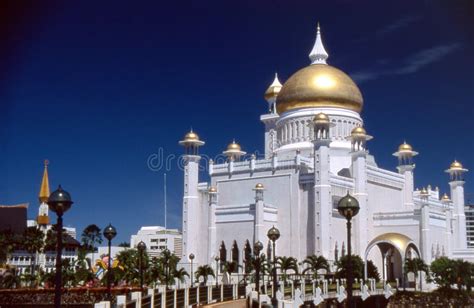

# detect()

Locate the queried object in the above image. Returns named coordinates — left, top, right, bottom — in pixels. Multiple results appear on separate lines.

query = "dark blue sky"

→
left=1, top=1, right=473, bottom=243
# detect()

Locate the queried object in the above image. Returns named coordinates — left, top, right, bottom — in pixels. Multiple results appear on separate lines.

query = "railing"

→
left=113, top=277, right=393, bottom=308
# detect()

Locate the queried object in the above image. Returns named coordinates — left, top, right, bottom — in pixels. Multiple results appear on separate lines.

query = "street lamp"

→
left=214, top=256, right=220, bottom=287
left=47, top=185, right=73, bottom=308
left=253, top=241, right=264, bottom=301
left=137, top=241, right=147, bottom=290
left=189, top=253, right=195, bottom=286
left=103, top=223, right=117, bottom=298
left=337, top=192, right=360, bottom=308
left=267, top=226, right=280, bottom=307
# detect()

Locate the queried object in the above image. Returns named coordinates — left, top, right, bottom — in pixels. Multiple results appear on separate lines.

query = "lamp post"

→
left=103, top=223, right=117, bottom=299
left=337, top=192, right=360, bottom=308
left=254, top=241, right=263, bottom=302
left=214, top=256, right=220, bottom=287
left=137, top=241, right=147, bottom=290
left=267, top=226, right=280, bottom=307
left=47, top=185, right=73, bottom=308
left=189, top=253, right=195, bottom=286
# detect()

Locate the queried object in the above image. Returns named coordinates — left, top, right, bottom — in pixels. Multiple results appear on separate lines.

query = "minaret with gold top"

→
left=446, top=160, right=468, bottom=250
left=393, top=142, right=418, bottom=210
left=179, top=130, right=205, bottom=262
left=37, top=160, right=50, bottom=228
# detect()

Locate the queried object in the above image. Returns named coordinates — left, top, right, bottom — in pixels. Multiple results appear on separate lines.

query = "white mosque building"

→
left=179, top=25, right=473, bottom=282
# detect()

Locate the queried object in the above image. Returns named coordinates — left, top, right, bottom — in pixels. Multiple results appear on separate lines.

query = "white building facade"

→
left=130, top=226, right=182, bottom=258
left=180, top=25, right=473, bottom=282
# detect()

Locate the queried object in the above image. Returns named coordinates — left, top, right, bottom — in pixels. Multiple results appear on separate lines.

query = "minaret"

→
left=179, top=130, right=205, bottom=260
left=262, top=74, right=282, bottom=158
left=264, top=73, right=282, bottom=114
left=309, top=23, right=329, bottom=65
left=393, top=142, right=418, bottom=210
left=445, top=160, right=468, bottom=250
left=419, top=188, right=431, bottom=261
left=37, top=160, right=50, bottom=229
left=208, top=186, right=217, bottom=263
left=222, top=140, right=246, bottom=176
left=253, top=183, right=265, bottom=245
left=312, top=113, right=332, bottom=258
left=347, top=126, right=372, bottom=255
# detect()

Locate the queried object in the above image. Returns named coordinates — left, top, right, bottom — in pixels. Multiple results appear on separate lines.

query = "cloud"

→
left=394, top=43, right=461, bottom=74
left=351, top=43, right=461, bottom=83
left=375, top=15, right=421, bottom=37
left=354, top=15, right=421, bottom=43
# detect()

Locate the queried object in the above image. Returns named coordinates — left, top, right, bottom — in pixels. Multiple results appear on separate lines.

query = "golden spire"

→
left=39, top=160, right=50, bottom=203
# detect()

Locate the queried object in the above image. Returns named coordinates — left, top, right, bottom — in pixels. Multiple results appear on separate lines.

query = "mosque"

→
left=179, top=25, right=473, bottom=282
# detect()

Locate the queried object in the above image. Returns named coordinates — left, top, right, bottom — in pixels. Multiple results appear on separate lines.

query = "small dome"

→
left=450, top=160, right=463, bottom=170
left=227, top=141, right=242, bottom=152
left=255, top=183, right=264, bottom=190
left=184, top=130, right=200, bottom=142
left=420, top=187, right=429, bottom=196
left=441, top=193, right=451, bottom=202
left=398, top=142, right=413, bottom=152
left=276, top=64, right=363, bottom=114
left=264, top=73, right=283, bottom=102
left=313, top=112, right=330, bottom=124
left=208, top=186, right=217, bottom=193
left=351, top=126, right=367, bottom=137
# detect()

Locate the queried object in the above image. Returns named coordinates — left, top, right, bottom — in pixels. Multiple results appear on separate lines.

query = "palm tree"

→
left=172, top=267, right=189, bottom=283
left=195, top=265, right=215, bottom=285
left=276, top=256, right=299, bottom=282
left=81, top=224, right=103, bottom=265
left=159, top=249, right=180, bottom=288
left=302, top=255, right=329, bottom=280
left=404, top=258, right=429, bottom=291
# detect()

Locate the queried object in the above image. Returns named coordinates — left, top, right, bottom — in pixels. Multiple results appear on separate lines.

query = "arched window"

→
left=219, top=241, right=227, bottom=263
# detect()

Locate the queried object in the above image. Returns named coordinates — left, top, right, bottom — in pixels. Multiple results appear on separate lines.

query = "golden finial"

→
left=39, top=160, right=50, bottom=203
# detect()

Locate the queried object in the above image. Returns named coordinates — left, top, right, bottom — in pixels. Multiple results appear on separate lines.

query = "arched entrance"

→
left=364, top=233, right=420, bottom=285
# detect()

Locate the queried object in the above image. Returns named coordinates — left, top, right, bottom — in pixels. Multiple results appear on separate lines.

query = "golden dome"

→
left=276, top=64, right=363, bottom=114
left=398, top=142, right=412, bottom=152
left=227, top=141, right=241, bottom=152
left=441, top=193, right=450, bottom=202
left=264, top=73, right=283, bottom=102
left=255, top=183, right=264, bottom=190
left=351, top=126, right=366, bottom=137
left=450, top=160, right=463, bottom=170
left=208, top=186, right=217, bottom=193
left=313, top=112, right=330, bottom=124
left=184, top=131, right=200, bottom=142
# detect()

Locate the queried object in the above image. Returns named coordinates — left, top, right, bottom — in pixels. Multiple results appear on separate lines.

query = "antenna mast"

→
left=164, top=173, right=167, bottom=231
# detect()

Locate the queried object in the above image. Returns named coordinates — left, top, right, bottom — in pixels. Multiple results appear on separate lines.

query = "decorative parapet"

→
left=210, top=156, right=313, bottom=176
left=367, top=165, right=404, bottom=189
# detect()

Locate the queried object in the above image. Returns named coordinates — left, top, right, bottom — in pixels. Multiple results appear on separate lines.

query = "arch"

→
left=364, top=233, right=420, bottom=285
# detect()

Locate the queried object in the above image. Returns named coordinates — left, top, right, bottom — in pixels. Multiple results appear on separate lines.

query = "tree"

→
left=367, top=260, right=380, bottom=282
left=276, top=256, right=299, bottom=282
left=302, top=255, right=329, bottom=279
left=452, top=259, right=473, bottom=292
left=0, top=229, right=17, bottom=265
left=22, top=226, right=45, bottom=283
left=156, top=249, right=180, bottom=288
left=222, top=261, right=241, bottom=275
left=81, top=224, right=103, bottom=264
left=172, top=267, right=189, bottom=283
left=118, top=242, right=130, bottom=248
left=404, top=258, right=429, bottom=291
left=335, top=255, right=364, bottom=280
left=430, top=257, right=455, bottom=291
left=195, top=265, right=215, bottom=284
